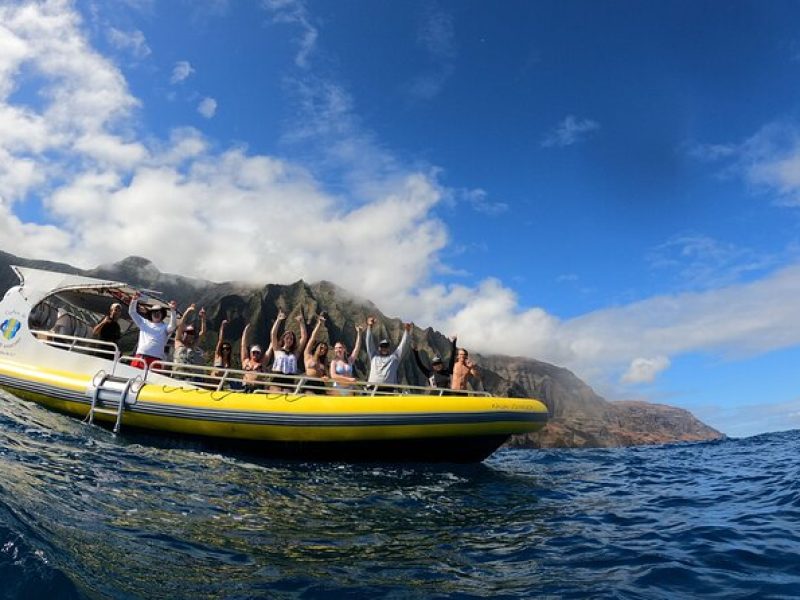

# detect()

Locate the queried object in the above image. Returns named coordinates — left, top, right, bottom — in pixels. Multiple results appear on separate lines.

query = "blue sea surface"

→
left=1, top=389, right=798, bottom=599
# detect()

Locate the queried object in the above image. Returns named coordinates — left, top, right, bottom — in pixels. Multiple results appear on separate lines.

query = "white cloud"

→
left=622, top=356, right=671, bottom=384
left=170, top=60, right=194, bottom=84
left=541, top=115, right=600, bottom=148
left=697, top=397, right=800, bottom=438
left=197, top=97, right=217, bottom=118
left=262, top=0, right=318, bottom=69
left=691, top=121, right=800, bottom=206
left=106, top=27, right=150, bottom=59
left=461, top=188, right=508, bottom=216
left=647, top=233, right=780, bottom=290
left=73, top=132, right=148, bottom=167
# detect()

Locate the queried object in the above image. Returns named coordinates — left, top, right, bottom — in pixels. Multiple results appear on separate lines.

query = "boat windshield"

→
left=28, top=286, right=168, bottom=340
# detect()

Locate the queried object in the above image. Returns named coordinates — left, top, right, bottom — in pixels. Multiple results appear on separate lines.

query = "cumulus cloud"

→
left=622, top=356, right=671, bottom=384
left=170, top=60, right=194, bottom=84
left=541, top=115, right=600, bottom=148
left=197, top=97, right=217, bottom=118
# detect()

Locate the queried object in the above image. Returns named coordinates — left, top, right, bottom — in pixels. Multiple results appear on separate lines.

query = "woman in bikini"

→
left=212, top=319, right=241, bottom=389
left=240, top=322, right=271, bottom=393
left=303, top=313, right=330, bottom=394
left=329, top=324, right=363, bottom=395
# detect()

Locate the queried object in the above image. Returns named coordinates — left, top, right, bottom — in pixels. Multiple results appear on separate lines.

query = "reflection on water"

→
left=1, top=390, right=799, bottom=599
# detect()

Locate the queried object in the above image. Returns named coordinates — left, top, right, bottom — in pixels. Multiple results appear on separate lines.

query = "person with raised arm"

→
left=212, top=319, right=239, bottom=389
left=240, top=322, right=270, bottom=393
left=329, top=324, right=363, bottom=395
left=269, top=310, right=308, bottom=392
left=412, top=335, right=458, bottom=390
left=128, top=292, right=177, bottom=370
left=303, top=313, right=330, bottom=393
left=365, top=316, right=412, bottom=389
left=92, top=303, right=122, bottom=347
left=451, top=347, right=482, bottom=391
left=173, top=304, right=207, bottom=376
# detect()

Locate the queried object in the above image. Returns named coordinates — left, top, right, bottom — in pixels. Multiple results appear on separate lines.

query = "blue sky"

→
left=2, top=0, right=800, bottom=437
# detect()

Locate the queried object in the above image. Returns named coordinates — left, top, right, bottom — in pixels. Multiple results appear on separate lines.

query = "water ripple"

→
left=1, top=391, right=799, bottom=598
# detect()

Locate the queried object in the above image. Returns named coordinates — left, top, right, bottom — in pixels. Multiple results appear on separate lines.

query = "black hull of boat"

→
left=111, top=424, right=511, bottom=463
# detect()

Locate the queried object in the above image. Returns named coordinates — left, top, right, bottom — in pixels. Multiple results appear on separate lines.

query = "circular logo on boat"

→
left=0, top=318, right=21, bottom=342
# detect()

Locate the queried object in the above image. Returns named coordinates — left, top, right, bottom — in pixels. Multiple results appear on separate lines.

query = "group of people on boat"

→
left=86, top=294, right=482, bottom=394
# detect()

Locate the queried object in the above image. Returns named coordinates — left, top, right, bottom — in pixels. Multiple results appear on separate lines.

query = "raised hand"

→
left=277, top=310, right=286, bottom=321
left=355, top=324, right=364, bottom=333
left=294, top=314, right=304, bottom=323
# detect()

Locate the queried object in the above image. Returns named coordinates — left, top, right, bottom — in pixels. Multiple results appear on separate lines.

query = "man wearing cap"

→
left=412, top=335, right=457, bottom=389
left=365, top=316, right=412, bottom=389
left=173, top=304, right=207, bottom=377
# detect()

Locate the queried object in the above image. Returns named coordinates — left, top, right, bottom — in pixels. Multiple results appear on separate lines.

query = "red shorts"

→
left=131, top=354, right=162, bottom=370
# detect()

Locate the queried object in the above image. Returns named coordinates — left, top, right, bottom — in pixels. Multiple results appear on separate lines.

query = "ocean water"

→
left=1, top=390, right=798, bottom=600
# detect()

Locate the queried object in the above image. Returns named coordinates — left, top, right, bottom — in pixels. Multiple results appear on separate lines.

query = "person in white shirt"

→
left=128, top=292, right=177, bottom=369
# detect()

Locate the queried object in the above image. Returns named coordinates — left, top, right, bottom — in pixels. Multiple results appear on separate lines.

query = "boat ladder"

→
left=86, top=371, right=143, bottom=434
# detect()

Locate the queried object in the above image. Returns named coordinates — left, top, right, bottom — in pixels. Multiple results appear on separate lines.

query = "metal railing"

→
left=31, top=329, right=490, bottom=398
left=32, top=329, right=121, bottom=364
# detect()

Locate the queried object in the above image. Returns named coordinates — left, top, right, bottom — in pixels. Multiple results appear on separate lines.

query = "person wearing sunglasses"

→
left=412, top=335, right=457, bottom=390
left=173, top=304, right=207, bottom=378
left=128, top=292, right=177, bottom=370
left=240, top=322, right=272, bottom=393
left=212, top=319, right=241, bottom=390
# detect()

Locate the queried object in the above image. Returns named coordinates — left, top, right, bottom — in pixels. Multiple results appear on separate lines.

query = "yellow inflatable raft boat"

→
left=0, top=267, right=548, bottom=462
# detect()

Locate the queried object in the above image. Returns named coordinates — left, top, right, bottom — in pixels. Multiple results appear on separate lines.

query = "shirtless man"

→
left=451, top=347, right=481, bottom=391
